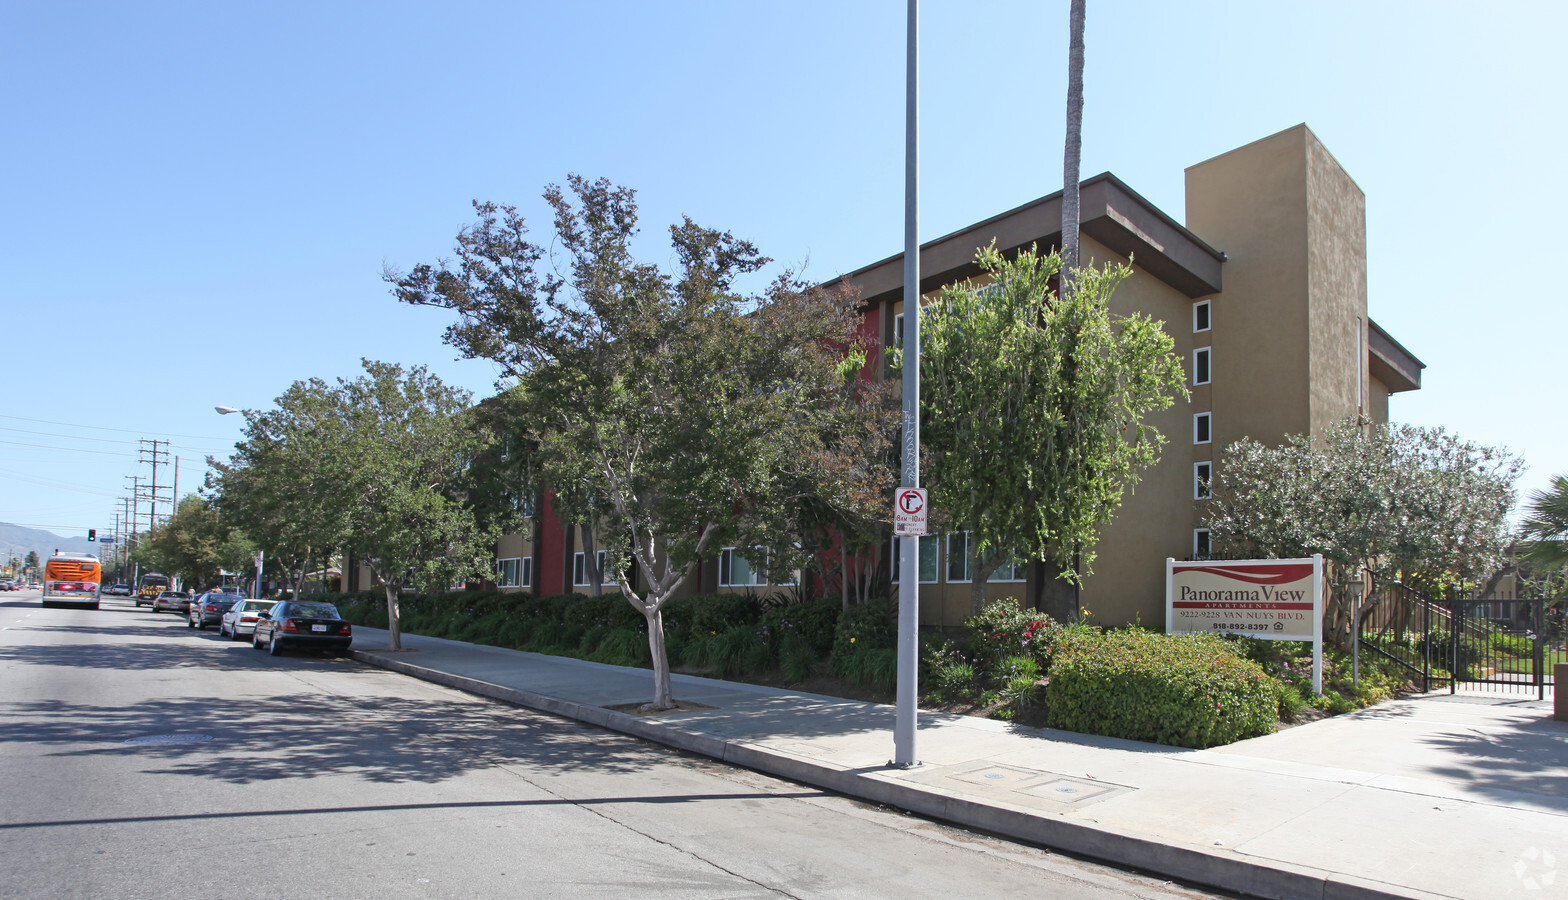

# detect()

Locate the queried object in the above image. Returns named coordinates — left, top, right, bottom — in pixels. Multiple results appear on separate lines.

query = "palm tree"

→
left=1062, top=0, right=1086, bottom=274
left=1520, top=474, right=1568, bottom=572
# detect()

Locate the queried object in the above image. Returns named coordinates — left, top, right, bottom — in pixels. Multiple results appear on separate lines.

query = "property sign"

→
left=892, top=487, right=928, bottom=536
left=1166, top=555, right=1324, bottom=693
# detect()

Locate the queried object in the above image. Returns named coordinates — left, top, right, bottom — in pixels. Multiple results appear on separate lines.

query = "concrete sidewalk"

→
left=347, top=628, right=1568, bottom=900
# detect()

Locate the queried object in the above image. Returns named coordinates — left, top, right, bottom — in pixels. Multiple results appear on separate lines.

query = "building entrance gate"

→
left=1357, top=585, right=1564, bottom=699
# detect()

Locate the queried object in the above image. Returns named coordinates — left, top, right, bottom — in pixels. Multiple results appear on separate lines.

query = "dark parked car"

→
left=152, top=590, right=191, bottom=613
left=252, top=601, right=352, bottom=656
left=188, top=591, right=241, bottom=630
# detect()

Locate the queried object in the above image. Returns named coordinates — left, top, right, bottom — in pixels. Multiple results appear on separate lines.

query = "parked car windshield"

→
left=240, top=600, right=277, bottom=613
left=287, top=603, right=340, bottom=619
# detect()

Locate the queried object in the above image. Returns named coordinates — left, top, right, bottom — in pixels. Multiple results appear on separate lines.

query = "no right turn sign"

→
left=893, top=488, right=928, bottom=535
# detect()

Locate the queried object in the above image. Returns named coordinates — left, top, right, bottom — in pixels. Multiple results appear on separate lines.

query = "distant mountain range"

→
left=0, top=522, right=100, bottom=563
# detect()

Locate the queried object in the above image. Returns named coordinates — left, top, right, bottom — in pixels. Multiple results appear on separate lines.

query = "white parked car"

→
left=220, top=599, right=278, bottom=640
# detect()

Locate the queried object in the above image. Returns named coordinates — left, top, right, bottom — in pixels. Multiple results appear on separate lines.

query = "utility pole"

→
left=141, top=439, right=170, bottom=527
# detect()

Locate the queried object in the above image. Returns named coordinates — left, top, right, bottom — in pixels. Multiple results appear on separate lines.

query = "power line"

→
left=0, top=413, right=223, bottom=441
left=0, top=438, right=135, bottom=456
left=0, top=471, right=120, bottom=497
left=0, top=426, right=230, bottom=454
left=0, top=425, right=141, bottom=445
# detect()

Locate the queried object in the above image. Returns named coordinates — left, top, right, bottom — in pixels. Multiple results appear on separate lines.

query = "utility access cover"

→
left=124, top=733, right=213, bottom=746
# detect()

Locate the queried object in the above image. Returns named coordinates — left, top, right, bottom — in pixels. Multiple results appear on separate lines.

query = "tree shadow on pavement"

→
left=0, top=688, right=683, bottom=786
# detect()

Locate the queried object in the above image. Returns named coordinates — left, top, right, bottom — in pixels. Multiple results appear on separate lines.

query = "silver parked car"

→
left=152, top=590, right=191, bottom=613
left=220, top=599, right=277, bottom=640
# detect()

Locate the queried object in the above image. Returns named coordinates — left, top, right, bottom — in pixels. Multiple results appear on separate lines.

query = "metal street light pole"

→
left=893, top=0, right=920, bottom=769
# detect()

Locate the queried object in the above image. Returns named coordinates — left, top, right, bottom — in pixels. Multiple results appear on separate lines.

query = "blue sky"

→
left=2, top=1, right=1564, bottom=541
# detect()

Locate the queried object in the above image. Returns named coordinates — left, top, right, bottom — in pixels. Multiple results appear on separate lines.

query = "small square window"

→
left=496, top=557, right=522, bottom=588
left=1193, top=347, right=1211, bottom=386
left=573, top=550, right=617, bottom=587
left=1194, top=412, right=1211, bottom=445
left=1194, top=462, right=1213, bottom=500
left=1194, top=529, right=1211, bottom=558
left=893, top=312, right=904, bottom=348
left=719, top=547, right=768, bottom=587
left=947, top=532, right=971, bottom=583
left=1194, top=299, right=1211, bottom=333
left=986, top=550, right=1027, bottom=582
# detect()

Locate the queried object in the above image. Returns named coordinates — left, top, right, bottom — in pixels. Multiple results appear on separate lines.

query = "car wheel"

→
left=196, top=618, right=206, bottom=630
left=268, top=634, right=283, bottom=657
left=252, top=630, right=264, bottom=650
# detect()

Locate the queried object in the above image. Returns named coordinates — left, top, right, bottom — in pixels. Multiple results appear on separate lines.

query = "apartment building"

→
left=841, top=123, right=1422, bottom=626
left=348, top=124, right=1424, bottom=629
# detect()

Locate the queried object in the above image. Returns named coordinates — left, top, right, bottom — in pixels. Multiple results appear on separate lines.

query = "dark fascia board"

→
left=1367, top=318, right=1424, bottom=393
left=830, top=173, right=1225, bottom=306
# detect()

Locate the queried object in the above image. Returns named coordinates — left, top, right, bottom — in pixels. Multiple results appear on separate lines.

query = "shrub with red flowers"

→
left=963, top=600, right=1066, bottom=675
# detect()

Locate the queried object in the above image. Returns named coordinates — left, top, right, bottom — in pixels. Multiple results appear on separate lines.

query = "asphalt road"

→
left=0, top=595, right=1224, bottom=899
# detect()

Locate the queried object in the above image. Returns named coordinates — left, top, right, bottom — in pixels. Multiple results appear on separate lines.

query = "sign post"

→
left=1166, top=555, right=1324, bottom=694
left=893, top=0, right=921, bottom=770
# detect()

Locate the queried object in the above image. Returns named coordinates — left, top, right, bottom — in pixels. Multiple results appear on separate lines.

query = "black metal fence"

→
left=1358, top=585, right=1564, bottom=699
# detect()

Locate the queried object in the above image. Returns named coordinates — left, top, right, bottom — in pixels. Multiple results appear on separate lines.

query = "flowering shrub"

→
left=964, top=600, right=1064, bottom=674
left=1045, top=628, right=1281, bottom=748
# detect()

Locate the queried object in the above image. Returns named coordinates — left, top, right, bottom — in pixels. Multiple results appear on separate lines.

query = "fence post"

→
left=1450, top=589, right=1459, bottom=694
left=1536, top=597, right=1547, bottom=702
left=1421, top=589, right=1430, bottom=694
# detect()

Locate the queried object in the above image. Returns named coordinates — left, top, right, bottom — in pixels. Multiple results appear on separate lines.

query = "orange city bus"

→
left=42, top=552, right=101, bottom=610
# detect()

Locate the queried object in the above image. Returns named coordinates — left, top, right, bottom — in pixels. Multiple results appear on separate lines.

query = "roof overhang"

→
left=833, top=172, right=1225, bottom=305
left=1367, top=319, right=1424, bottom=393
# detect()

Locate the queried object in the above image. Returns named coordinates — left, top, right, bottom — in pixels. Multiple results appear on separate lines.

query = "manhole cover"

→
left=124, top=733, right=213, bottom=746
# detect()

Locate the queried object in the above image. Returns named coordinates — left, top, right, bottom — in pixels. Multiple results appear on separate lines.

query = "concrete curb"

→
left=351, top=649, right=1451, bottom=900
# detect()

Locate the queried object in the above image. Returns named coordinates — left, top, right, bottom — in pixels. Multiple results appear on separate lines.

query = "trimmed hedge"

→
left=1045, top=629, right=1281, bottom=749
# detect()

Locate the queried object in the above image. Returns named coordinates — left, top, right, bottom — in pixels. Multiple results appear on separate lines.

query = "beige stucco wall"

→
left=1305, top=132, right=1369, bottom=432
left=1185, top=125, right=1314, bottom=453
left=1074, top=234, right=1201, bottom=626
left=1368, top=373, right=1390, bottom=425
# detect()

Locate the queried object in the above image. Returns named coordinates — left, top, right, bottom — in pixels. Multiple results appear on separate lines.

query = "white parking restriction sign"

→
left=892, top=488, right=928, bottom=535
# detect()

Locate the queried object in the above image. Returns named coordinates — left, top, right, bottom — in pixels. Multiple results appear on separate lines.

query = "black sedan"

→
left=187, top=591, right=240, bottom=630
left=251, top=600, right=352, bottom=656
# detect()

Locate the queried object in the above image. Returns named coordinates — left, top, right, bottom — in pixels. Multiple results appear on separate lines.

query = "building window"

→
left=1194, top=299, right=1211, bottom=333
left=1194, top=528, right=1211, bottom=558
left=573, top=550, right=617, bottom=587
left=719, top=547, right=768, bottom=587
left=893, top=312, right=903, bottom=348
left=496, top=557, right=528, bottom=588
left=1194, top=462, right=1213, bottom=500
left=987, top=551, right=1027, bottom=583
left=1194, top=412, right=1212, bottom=445
left=947, top=532, right=971, bottom=583
left=1193, top=347, right=1211, bottom=386
left=889, top=535, right=940, bottom=583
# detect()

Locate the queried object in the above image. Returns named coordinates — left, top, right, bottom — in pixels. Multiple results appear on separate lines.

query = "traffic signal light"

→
left=88, top=529, right=96, bottom=541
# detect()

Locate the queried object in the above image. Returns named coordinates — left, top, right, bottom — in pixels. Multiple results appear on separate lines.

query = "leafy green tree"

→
left=1519, top=474, right=1568, bottom=574
left=1203, top=419, right=1523, bottom=644
left=138, top=494, right=248, bottom=589
left=336, top=360, right=493, bottom=649
left=212, top=377, right=353, bottom=600
left=914, top=244, right=1186, bottom=615
left=388, top=177, right=870, bottom=708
